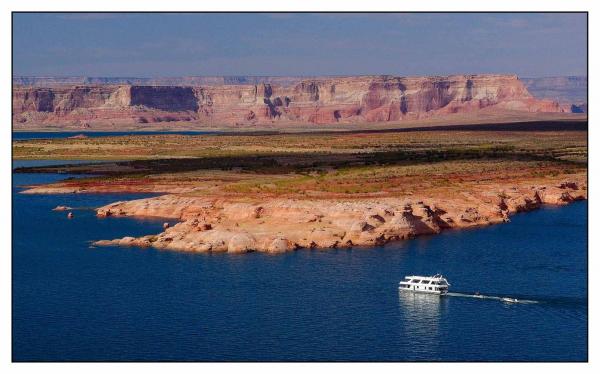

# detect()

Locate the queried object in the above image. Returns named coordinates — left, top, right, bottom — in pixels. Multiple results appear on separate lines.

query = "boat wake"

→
left=445, top=292, right=539, bottom=304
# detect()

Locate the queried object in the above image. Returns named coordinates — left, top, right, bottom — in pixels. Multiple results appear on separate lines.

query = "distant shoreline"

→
left=12, top=116, right=588, bottom=136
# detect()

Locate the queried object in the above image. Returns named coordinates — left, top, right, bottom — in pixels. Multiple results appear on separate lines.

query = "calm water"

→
left=12, top=131, right=218, bottom=140
left=12, top=167, right=587, bottom=361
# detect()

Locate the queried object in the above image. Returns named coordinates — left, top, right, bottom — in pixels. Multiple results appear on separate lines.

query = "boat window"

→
left=411, top=279, right=420, bottom=283
left=421, top=280, right=430, bottom=284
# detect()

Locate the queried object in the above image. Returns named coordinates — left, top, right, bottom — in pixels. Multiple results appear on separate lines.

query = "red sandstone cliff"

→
left=12, top=74, right=565, bottom=128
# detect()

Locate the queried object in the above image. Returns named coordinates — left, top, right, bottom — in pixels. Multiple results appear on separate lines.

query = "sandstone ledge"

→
left=91, top=179, right=586, bottom=254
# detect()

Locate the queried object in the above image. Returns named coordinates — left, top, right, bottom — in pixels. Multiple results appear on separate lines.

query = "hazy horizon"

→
left=11, top=73, right=589, bottom=78
left=13, top=13, right=587, bottom=78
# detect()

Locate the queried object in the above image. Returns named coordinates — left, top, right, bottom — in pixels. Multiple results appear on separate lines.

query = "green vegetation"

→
left=13, top=128, right=587, bottom=199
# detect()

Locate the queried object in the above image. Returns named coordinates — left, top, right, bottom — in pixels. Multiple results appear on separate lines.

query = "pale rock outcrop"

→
left=90, top=177, right=586, bottom=254
left=266, top=237, right=293, bottom=253
left=227, top=233, right=256, bottom=253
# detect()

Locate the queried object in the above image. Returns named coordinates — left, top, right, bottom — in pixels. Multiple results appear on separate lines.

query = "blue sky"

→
left=12, top=12, right=587, bottom=78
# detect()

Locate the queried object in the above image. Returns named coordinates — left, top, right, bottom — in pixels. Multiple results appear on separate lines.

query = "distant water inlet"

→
left=12, top=131, right=218, bottom=140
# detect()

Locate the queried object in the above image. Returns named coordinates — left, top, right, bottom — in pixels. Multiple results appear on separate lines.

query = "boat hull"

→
left=398, top=287, right=447, bottom=295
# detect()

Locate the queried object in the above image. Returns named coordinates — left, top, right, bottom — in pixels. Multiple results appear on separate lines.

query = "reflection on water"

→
left=398, top=291, right=446, bottom=356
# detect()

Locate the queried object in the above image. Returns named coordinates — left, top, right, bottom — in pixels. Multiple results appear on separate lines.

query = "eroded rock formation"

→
left=91, top=179, right=586, bottom=254
left=13, top=74, right=566, bottom=127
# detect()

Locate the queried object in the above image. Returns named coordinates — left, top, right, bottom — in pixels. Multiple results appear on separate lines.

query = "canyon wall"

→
left=13, top=74, right=566, bottom=128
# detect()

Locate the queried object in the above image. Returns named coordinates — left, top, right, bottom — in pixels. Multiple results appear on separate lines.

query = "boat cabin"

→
left=399, top=274, right=450, bottom=294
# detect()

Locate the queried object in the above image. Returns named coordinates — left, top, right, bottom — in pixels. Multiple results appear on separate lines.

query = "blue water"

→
left=12, top=131, right=218, bottom=140
left=12, top=168, right=587, bottom=361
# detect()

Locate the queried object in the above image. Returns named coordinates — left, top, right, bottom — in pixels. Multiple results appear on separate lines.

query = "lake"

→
left=12, top=165, right=587, bottom=361
left=12, top=131, right=218, bottom=140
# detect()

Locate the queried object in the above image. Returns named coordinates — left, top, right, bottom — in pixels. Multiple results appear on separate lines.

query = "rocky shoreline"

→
left=81, top=178, right=586, bottom=254
left=16, top=126, right=587, bottom=255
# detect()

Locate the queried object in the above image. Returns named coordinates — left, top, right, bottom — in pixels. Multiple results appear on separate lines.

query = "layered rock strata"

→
left=90, top=179, right=586, bottom=254
left=13, top=74, right=566, bottom=127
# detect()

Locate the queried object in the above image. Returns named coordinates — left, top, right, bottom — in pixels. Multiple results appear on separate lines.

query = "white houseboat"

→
left=398, top=274, right=450, bottom=295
